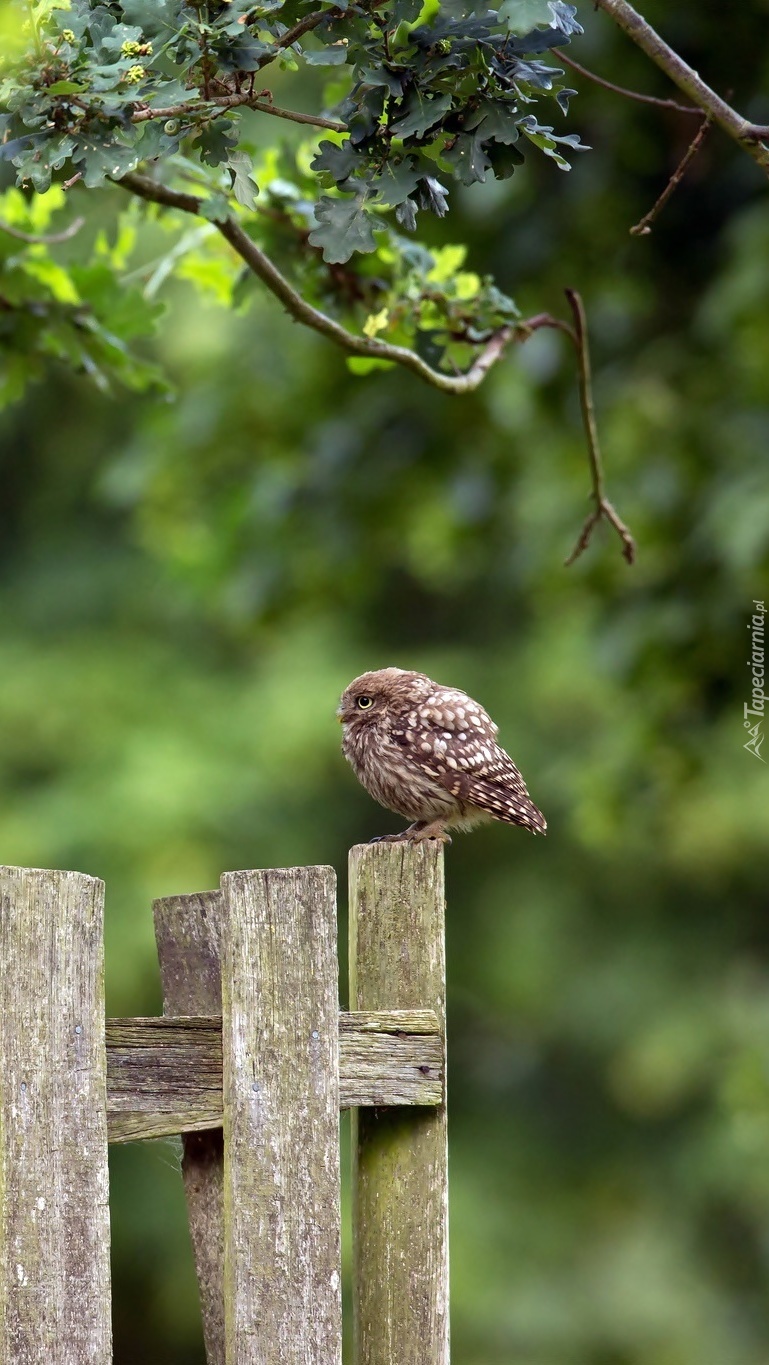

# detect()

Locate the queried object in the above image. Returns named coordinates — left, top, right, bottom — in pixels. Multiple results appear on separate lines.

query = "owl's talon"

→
left=370, top=822, right=448, bottom=844
left=407, top=824, right=451, bottom=845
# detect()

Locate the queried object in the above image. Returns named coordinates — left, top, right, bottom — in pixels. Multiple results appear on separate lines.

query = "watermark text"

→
left=744, top=599, right=766, bottom=761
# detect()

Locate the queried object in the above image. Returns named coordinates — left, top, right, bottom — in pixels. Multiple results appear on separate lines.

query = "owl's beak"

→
left=336, top=706, right=345, bottom=723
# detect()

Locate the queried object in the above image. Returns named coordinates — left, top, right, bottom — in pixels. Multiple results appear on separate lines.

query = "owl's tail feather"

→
left=509, top=801, right=547, bottom=835
left=463, top=775, right=547, bottom=834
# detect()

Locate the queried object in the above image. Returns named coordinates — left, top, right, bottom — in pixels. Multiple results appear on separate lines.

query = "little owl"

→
left=337, top=667, right=546, bottom=843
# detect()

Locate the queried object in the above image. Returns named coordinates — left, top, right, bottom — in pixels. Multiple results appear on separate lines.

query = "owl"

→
left=337, top=667, right=546, bottom=843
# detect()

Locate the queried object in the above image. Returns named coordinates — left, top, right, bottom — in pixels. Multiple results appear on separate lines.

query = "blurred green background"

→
left=2, top=3, right=769, bottom=1362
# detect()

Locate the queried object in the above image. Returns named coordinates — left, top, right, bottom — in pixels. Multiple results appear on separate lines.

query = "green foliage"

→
left=2, top=147, right=768, bottom=1346
left=1, top=0, right=583, bottom=199
left=0, top=183, right=164, bottom=399
left=0, top=3, right=768, bottom=1364
left=0, top=0, right=585, bottom=392
left=309, top=187, right=378, bottom=260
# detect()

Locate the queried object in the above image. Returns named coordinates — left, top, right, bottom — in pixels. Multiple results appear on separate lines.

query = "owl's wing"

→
left=392, top=689, right=547, bottom=834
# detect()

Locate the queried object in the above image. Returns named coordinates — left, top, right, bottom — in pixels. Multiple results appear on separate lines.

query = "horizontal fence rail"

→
left=105, top=1010, right=443, bottom=1142
left=0, top=846, right=449, bottom=1365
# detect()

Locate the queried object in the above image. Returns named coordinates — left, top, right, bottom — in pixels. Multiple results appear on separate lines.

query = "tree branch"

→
left=116, top=170, right=525, bottom=393
left=563, top=288, right=636, bottom=566
left=551, top=47, right=699, bottom=116
left=118, top=173, right=202, bottom=215
left=593, top=0, right=769, bottom=175
left=0, top=215, right=85, bottom=244
left=129, top=94, right=345, bottom=133
left=256, top=9, right=338, bottom=68
left=270, top=10, right=330, bottom=53
left=115, top=176, right=634, bottom=563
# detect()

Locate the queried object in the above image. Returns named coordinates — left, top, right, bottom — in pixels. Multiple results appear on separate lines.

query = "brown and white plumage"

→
left=337, top=667, right=546, bottom=843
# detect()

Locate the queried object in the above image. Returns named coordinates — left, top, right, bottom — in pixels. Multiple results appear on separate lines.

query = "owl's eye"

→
left=356, top=695, right=373, bottom=709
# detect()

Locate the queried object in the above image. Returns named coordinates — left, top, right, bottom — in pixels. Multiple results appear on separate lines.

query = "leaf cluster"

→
left=208, top=140, right=523, bottom=369
left=2, top=0, right=584, bottom=204
left=0, top=183, right=163, bottom=400
left=0, top=0, right=586, bottom=389
left=306, top=0, right=586, bottom=258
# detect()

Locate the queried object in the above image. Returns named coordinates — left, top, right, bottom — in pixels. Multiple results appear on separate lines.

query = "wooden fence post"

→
left=154, top=890, right=226, bottom=1365
left=349, top=843, right=449, bottom=1365
left=220, top=867, right=342, bottom=1365
left=0, top=866, right=112, bottom=1365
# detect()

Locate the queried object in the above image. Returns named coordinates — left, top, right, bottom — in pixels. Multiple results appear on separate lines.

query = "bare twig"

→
left=630, top=115, right=711, bottom=235
left=0, top=215, right=85, bottom=244
left=593, top=0, right=769, bottom=176
left=516, top=311, right=575, bottom=345
left=129, top=94, right=345, bottom=133
left=551, top=47, right=699, bottom=116
left=563, top=288, right=636, bottom=566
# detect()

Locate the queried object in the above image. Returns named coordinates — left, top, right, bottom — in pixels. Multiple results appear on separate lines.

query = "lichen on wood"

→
left=221, top=866, right=343, bottom=1365
left=349, top=842, right=450, bottom=1365
left=155, top=890, right=226, bottom=1365
left=0, top=866, right=112, bottom=1365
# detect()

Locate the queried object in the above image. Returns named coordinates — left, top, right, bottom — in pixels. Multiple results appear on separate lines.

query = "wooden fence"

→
left=0, top=843, right=449, bottom=1364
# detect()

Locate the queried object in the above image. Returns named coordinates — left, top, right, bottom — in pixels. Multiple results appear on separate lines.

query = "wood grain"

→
left=105, top=1009, right=443, bottom=1142
left=155, top=890, right=226, bottom=1365
left=349, top=842, right=450, bottom=1365
left=220, top=866, right=342, bottom=1365
left=0, top=866, right=112, bottom=1365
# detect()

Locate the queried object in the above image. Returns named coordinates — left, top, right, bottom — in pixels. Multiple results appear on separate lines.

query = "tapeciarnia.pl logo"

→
left=744, top=599, right=766, bottom=761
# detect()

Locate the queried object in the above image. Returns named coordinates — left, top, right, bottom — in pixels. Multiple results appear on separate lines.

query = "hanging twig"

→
left=630, top=115, right=712, bottom=235
left=563, top=288, right=636, bottom=566
left=551, top=47, right=699, bottom=116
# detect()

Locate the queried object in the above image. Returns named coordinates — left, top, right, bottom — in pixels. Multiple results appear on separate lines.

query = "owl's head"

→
left=337, top=667, right=430, bottom=728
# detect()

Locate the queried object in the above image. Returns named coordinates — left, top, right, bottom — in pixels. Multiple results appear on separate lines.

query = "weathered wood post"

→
left=0, top=851, right=448, bottom=1365
left=349, top=843, right=449, bottom=1365
left=121, top=864, right=442, bottom=1365
left=154, top=890, right=226, bottom=1365
left=0, top=866, right=112, bottom=1365
left=220, top=867, right=342, bottom=1365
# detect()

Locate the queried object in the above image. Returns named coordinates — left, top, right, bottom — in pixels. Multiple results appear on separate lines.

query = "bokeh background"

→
left=2, top=3, right=769, bottom=1361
